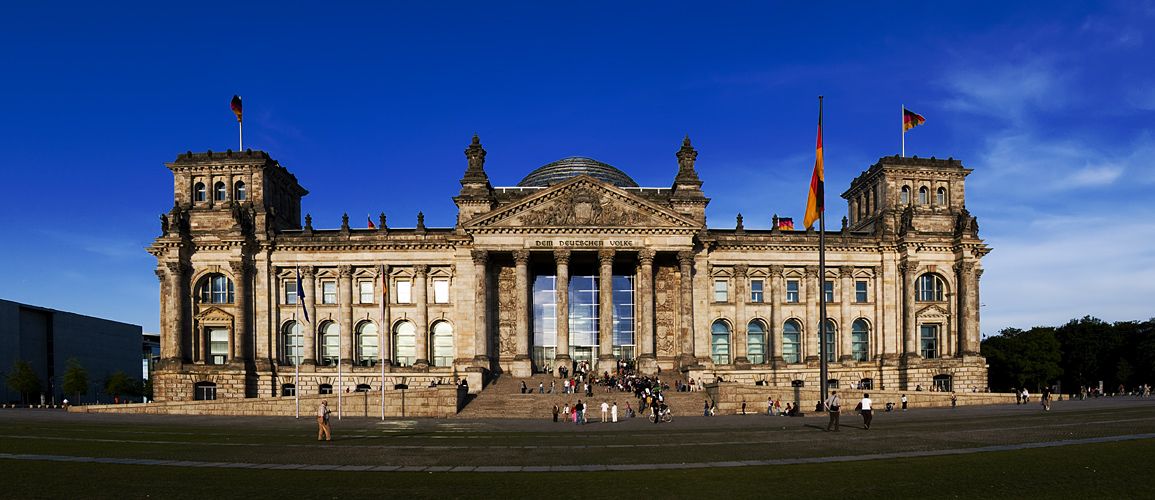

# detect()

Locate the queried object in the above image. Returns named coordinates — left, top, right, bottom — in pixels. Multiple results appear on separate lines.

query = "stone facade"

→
left=148, top=137, right=990, bottom=405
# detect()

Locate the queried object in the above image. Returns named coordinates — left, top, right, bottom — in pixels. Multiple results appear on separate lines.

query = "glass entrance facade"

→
left=532, top=271, right=634, bottom=370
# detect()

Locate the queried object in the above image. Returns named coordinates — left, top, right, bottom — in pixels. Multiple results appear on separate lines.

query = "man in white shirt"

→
left=823, top=391, right=841, bottom=432
left=601, top=401, right=610, bottom=423
left=859, top=393, right=873, bottom=429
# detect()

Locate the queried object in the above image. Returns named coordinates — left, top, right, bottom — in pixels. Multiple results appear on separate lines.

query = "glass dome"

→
left=517, top=156, right=638, bottom=187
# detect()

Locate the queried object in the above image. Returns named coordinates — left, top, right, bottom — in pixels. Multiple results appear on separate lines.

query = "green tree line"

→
left=982, top=316, right=1155, bottom=393
left=5, top=358, right=152, bottom=404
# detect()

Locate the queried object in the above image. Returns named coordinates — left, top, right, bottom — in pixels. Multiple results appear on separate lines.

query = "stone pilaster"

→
left=229, top=260, right=249, bottom=364
left=839, top=265, right=854, bottom=364
left=677, top=251, right=695, bottom=367
left=511, top=250, right=532, bottom=377
left=955, top=261, right=980, bottom=356
left=301, top=265, right=317, bottom=367
left=804, top=265, right=819, bottom=364
left=900, top=260, right=919, bottom=362
left=164, top=261, right=186, bottom=364
left=769, top=265, right=785, bottom=367
left=553, top=249, right=571, bottom=376
left=637, top=249, right=658, bottom=374
left=471, top=250, right=490, bottom=367
left=597, top=249, right=616, bottom=375
left=413, top=264, right=430, bottom=369
left=733, top=264, right=749, bottom=366
left=380, top=265, right=392, bottom=366
left=338, top=265, right=354, bottom=366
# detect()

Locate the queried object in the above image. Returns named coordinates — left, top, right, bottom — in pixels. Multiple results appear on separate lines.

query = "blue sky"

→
left=1, top=2, right=1152, bottom=337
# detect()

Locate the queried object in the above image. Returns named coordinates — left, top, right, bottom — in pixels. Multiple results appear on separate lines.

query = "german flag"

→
left=231, top=95, right=243, bottom=123
left=367, top=215, right=376, bottom=229
left=803, top=108, right=824, bottom=229
left=778, top=217, right=794, bottom=230
left=903, top=108, right=924, bottom=131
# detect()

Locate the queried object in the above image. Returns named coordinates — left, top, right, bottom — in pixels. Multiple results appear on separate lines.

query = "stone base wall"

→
left=75, top=385, right=464, bottom=418
left=154, top=365, right=485, bottom=402
left=704, top=382, right=1014, bottom=415
left=686, top=356, right=988, bottom=393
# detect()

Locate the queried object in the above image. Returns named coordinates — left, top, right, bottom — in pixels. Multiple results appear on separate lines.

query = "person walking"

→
left=520, top=381, right=527, bottom=394
left=1042, top=386, right=1052, bottom=410
left=901, top=394, right=908, bottom=411
left=553, top=403, right=560, bottom=422
left=574, top=400, right=585, bottom=425
left=317, top=400, right=332, bottom=441
left=767, top=396, right=774, bottom=416
left=859, top=393, right=873, bottom=429
left=703, top=400, right=711, bottom=417
left=824, top=391, right=841, bottom=432
left=601, top=401, right=609, bottom=423
left=611, top=402, right=618, bottom=423
left=1015, top=387, right=1022, bottom=405
left=1022, top=387, right=1030, bottom=404
left=951, top=392, right=957, bottom=408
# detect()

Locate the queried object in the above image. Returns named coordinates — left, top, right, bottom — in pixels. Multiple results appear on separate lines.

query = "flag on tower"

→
left=778, top=217, right=794, bottom=230
left=231, top=95, right=243, bottom=123
left=803, top=108, right=824, bottom=229
left=903, top=108, right=924, bottom=131
left=367, top=215, right=376, bottom=229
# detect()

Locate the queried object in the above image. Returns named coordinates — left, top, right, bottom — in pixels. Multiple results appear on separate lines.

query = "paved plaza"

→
left=1, top=396, right=1153, bottom=472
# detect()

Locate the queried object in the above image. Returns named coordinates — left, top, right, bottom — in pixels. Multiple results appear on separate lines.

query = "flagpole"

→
left=338, top=310, right=343, bottom=421
left=294, top=308, right=300, bottom=419
left=901, top=104, right=905, bottom=158
left=239, top=120, right=243, bottom=151
left=818, top=97, right=829, bottom=405
left=381, top=270, right=387, bottom=420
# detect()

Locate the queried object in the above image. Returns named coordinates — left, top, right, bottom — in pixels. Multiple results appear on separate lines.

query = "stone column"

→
left=804, top=265, right=819, bottom=363
left=956, top=261, right=979, bottom=356
left=597, top=249, right=616, bottom=375
left=873, top=266, right=887, bottom=364
left=471, top=251, right=490, bottom=367
left=512, top=250, right=532, bottom=376
left=637, top=249, right=657, bottom=374
left=677, top=251, right=695, bottom=366
left=553, top=249, right=571, bottom=376
left=901, top=260, right=919, bottom=361
left=229, top=260, right=249, bottom=364
left=733, top=264, right=749, bottom=366
left=164, top=261, right=185, bottom=363
left=338, top=265, right=354, bottom=365
left=301, top=266, right=317, bottom=366
left=769, top=265, right=785, bottom=366
left=839, top=265, right=854, bottom=363
left=380, top=265, right=392, bottom=366
left=414, top=264, right=430, bottom=368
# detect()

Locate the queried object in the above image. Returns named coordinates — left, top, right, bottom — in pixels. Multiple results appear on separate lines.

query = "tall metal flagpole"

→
left=294, top=308, right=300, bottom=419
left=381, top=271, right=387, bottom=420
left=901, top=104, right=905, bottom=157
left=239, top=120, right=243, bottom=151
left=818, top=97, right=829, bottom=405
left=338, top=307, right=343, bottom=421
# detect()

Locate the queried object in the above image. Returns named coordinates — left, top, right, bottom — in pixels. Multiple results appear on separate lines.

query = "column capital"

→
left=975, top=268, right=984, bottom=280
left=638, top=248, right=655, bottom=265
left=899, top=260, right=920, bottom=277
left=512, top=249, right=530, bottom=264
left=953, top=261, right=976, bottom=275
left=337, top=264, right=353, bottom=277
left=676, top=250, right=694, bottom=265
left=839, top=265, right=854, bottom=277
left=553, top=249, right=571, bottom=265
left=598, top=248, right=615, bottom=266
left=228, top=260, right=248, bottom=277
left=471, top=249, right=489, bottom=264
left=413, top=264, right=429, bottom=277
left=734, top=264, right=748, bottom=277
left=300, top=265, right=315, bottom=278
left=769, top=264, right=785, bottom=277
left=804, top=265, right=820, bottom=278
left=164, top=261, right=185, bottom=277
left=154, top=269, right=165, bottom=282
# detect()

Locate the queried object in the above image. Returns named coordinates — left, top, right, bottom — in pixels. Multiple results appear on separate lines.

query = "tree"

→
left=5, top=359, right=42, bottom=405
left=980, top=327, right=1062, bottom=392
left=61, top=358, right=90, bottom=403
left=103, top=371, right=138, bottom=402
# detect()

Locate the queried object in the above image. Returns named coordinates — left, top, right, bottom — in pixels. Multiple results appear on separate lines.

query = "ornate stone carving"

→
left=839, top=265, right=854, bottom=277
left=300, top=265, right=315, bottom=278
left=653, top=265, right=677, bottom=356
left=338, top=264, right=353, bottom=277
left=165, top=261, right=184, bottom=277
left=519, top=188, right=650, bottom=227
left=471, top=249, right=489, bottom=264
left=413, top=264, right=429, bottom=277
left=512, top=250, right=530, bottom=265
left=734, top=264, right=748, bottom=277
left=229, top=261, right=248, bottom=278
left=598, top=249, right=615, bottom=266
left=496, top=266, right=517, bottom=356
left=155, top=269, right=165, bottom=283
left=805, top=265, right=819, bottom=279
left=769, top=264, right=784, bottom=278
left=638, top=248, right=655, bottom=265
left=676, top=251, right=694, bottom=265
left=954, top=261, right=975, bottom=276
left=899, top=260, right=919, bottom=277
left=553, top=249, right=571, bottom=265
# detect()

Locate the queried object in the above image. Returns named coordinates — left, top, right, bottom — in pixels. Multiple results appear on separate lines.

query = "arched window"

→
left=214, top=181, right=227, bottom=201
left=916, top=274, right=946, bottom=301
left=747, top=320, right=767, bottom=364
left=710, top=320, right=731, bottom=365
left=393, top=320, right=416, bottom=367
left=851, top=319, right=869, bottom=362
left=283, top=321, right=303, bottom=366
left=936, top=187, right=946, bottom=205
left=319, top=322, right=339, bottom=366
left=782, top=319, right=802, bottom=364
left=194, top=182, right=206, bottom=202
left=235, top=181, right=247, bottom=201
left=356, top=321, right=378, bottom=367
left=431, top=321, right=454, bottom=367
left=823, top=319, right=837, bottom=362
left=918, top=186, right=928, bottom=205
left=319, top=384, right=333, bottom=395
left=901, top=186, right=910, bottom=205
left=194, top=381, right=217, bottom=401
left=281, top=383, right=296, bottom=397
left=199, top=274, right=234, bottom=304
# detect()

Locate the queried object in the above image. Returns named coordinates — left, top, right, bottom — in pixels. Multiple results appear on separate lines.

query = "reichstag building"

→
left=148, top=136, right=990, bottom=401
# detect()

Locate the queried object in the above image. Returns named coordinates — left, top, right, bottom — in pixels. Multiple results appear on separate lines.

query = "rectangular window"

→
left=855, top=280, right=868, bottom=303
left=920, top=325, right=939, bottom=359
left=824, top=280, right=834, bottom=303
left=433, top=279, right=450, bottom=304
left=786, top=280, right=799, bottom=303
left=359, top=281, right=374, bottom=304
left=209, top=328, right=228, bottom=365
left=321, top=281, right=336, bottom=304
left=714, top=279, right=728, bottom=303
left=396, top=280, right=412, bottom=304
left=285, top=280, right=298, bottom=305
left=750, top=280, right=764, bottom=303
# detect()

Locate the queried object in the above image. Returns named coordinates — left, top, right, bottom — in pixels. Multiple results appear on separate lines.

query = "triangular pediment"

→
left=916, top=304, right=950, bottom=319
left=195, top=306, right=235, bottom=323
left=466, top=175, right=700, bottom=230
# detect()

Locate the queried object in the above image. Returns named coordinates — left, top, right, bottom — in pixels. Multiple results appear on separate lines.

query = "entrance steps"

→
left=455, top=373, right=716, bottom=419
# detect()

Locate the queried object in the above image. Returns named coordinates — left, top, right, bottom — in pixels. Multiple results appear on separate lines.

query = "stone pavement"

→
left=1, top=396, right=1153, bottom=471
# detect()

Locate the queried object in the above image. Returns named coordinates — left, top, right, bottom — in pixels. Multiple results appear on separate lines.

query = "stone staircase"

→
left=454, top=373, right=715, bottom=419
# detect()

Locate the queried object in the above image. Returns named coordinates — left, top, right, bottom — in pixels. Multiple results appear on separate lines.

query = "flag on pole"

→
left=231, top=95, right=243, bottom=123
left=902, top=108, right=924, bottom=131
left=295, top=266, right=309, bottom=323
left=778, top=217, right=794, bottom=230
left=367, top=215, right=376, bottom=229
left=803, top=106, right=824, bottom=229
